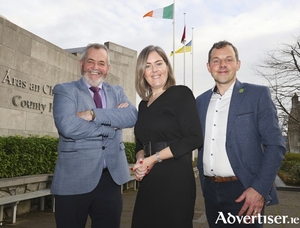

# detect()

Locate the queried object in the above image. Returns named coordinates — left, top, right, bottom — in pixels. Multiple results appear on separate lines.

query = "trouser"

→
left=54, top=170, right=122, bottom=228
left=204, top=178, right=264, bottom=228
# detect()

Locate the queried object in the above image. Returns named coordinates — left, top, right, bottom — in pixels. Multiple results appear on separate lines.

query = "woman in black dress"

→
left=131, top=45, right=203, bottom=228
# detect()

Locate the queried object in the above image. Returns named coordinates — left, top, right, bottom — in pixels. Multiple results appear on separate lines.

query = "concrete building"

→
left=0, top=16, right=136, bottom=142
left=288, top=93, right=300, bottom=153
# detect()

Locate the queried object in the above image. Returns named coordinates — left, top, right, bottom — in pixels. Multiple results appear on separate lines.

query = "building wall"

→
left=288, top=93, right=300, bottom=153
left=0, top=17, right=136, bottom=142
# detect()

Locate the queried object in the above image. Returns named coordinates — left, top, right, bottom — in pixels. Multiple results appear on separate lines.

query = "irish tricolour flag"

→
left=143, top=4, right=174, bottom=19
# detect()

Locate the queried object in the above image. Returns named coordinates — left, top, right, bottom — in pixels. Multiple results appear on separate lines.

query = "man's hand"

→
left=76, top=102, right=128, bottom=122
left=117, top=102, right=129, bottom=108
left=236, top=187, right=265, bottom=219
left=77, top=110, right=93, bottom=121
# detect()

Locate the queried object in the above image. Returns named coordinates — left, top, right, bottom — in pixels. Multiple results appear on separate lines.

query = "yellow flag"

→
left=170, top=40, right=192, bottom=57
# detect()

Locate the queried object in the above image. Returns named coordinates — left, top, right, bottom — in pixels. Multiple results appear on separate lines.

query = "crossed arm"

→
left=53, top=83, right=137, bottom=140
left=76, top=102, right=129, bottom=122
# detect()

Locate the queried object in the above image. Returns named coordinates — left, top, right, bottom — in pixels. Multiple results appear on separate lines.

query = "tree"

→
left=254, top=35, right=300, bottom=152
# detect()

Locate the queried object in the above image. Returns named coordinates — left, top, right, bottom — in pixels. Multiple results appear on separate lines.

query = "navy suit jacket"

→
left=196, top=80, right=286, bottom=205
left=51, top=78, right=137, bottom=195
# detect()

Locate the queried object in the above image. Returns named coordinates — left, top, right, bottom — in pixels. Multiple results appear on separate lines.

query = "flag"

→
left=143, top=4, right=174, bottom=19
left=170, top=40, right=192, bottom=56
left=181, top=26, right=186, bottom=44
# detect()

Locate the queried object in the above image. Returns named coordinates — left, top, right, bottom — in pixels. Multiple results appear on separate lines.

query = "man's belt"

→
left=143, top=141, right=172, bottom=157
left=205, top=176, right=238, bottom=183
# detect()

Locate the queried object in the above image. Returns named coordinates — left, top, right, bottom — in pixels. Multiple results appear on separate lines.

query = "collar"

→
left=83, top=79, right=103, bottom=90
left=211, top=81, right=236, bottom=95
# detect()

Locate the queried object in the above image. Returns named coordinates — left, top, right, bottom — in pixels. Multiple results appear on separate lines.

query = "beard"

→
left=82, top=69, right=106, bottom=87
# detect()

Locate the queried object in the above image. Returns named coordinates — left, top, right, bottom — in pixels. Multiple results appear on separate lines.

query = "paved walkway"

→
left=0, top=176, right=299, bottom=228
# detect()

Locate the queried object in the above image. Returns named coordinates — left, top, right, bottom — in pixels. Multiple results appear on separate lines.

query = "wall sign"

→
left=2, top=69, right=54, bottom=114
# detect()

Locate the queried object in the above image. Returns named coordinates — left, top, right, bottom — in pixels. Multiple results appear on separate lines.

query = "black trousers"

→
left=204, top=178, right=264, bottom=228
left=54, top=170, right=122, bottom=228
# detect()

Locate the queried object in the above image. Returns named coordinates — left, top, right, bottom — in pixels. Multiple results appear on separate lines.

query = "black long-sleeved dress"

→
left=131, top=85, right=203, bottom=228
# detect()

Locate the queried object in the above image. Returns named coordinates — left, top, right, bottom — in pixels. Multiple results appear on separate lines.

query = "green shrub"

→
left=278, top=152, right=300, bottom=186
left=282, top=152, right=300, bottom=162
left=0, top=135, right=136, bottom=178
left=0, top=135, right=58, bottom=178
left=124, top=142, right=136, bottom=164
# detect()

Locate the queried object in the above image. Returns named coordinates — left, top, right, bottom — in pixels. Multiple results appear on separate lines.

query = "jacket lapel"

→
left=77, top=78, right=96, bottom=108
left=201, top=90, right=213, bottom=133
left=227, top=80, right=245, bottom=136
left=102, top=82, right=115, bottom=109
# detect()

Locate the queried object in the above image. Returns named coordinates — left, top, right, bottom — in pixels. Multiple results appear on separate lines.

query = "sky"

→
left=1, top=0, right=300, bottom=97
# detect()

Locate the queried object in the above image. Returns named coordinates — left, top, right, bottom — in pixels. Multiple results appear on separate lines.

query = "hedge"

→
left=278, top=152, right=300, bottom=186
left=0, top=135, right=136, bottom=178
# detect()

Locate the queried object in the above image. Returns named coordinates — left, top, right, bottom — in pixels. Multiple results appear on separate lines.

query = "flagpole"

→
left=191, top=28, right=195, bottom=160
left=192, top=27, right=194, bottom=92
left=183, top=13, right=186, bottom=86
left=173, top=0, right=175, bottom=74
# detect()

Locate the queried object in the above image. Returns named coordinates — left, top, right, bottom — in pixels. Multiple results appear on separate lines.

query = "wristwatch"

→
left=155, top=152, right=162, bottom=162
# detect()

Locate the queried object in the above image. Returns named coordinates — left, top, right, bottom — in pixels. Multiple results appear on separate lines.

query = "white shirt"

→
left=203, top=83, right=235, bottom=177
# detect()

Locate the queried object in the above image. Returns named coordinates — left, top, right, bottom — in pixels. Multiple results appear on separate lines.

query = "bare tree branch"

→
left=252, top=35, right=300, bottom=136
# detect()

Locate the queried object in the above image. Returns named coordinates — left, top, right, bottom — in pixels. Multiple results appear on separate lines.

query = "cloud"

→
left=1, top=0, right=300, bottom=96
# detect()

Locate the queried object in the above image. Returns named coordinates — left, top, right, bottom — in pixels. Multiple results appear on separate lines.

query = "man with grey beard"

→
left=51, top=43, right=137, bottom=228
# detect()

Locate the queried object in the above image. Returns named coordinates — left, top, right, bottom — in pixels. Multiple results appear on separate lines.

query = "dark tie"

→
left=89, top=86, right=106, bottom=168
left=89, top=87, right=102, bottom=108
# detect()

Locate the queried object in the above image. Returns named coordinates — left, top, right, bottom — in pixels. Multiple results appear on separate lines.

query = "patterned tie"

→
left=89, top=87, right=102, bottom=108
